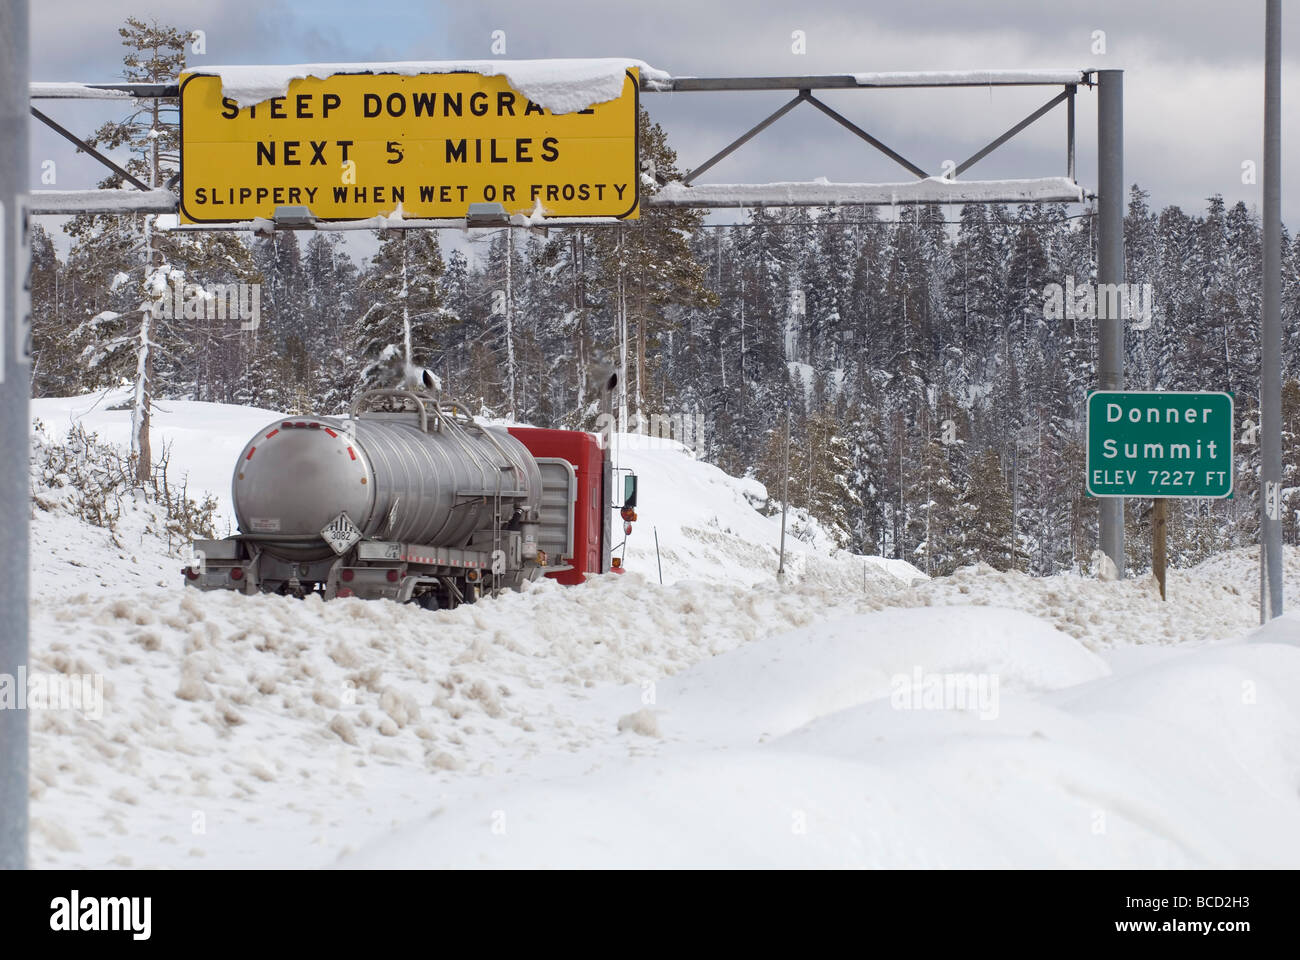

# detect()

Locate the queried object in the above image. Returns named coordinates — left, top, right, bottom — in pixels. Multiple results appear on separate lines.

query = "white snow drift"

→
left=23, top=394, right=1300, bottom=868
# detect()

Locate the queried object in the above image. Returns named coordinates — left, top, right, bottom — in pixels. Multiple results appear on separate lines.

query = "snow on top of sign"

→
left=852, top=69, right=1088, bottom=86
left=655, top=176, right=1086, bottom=206
left=190, top=58, right=668, bottom=114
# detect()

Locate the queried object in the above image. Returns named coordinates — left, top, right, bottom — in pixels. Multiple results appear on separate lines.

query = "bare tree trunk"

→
left=635, top=291, right=645, bottom=418
left=133, top=306, right=152, bottom=483
left=572, top=233, right=586, bottom=419
left=400, top=235, right=412, bottom=378
left=617, top=228, right=628, bottom=433
left=504, top=228, right=516, bottom=419
left=134, top=94, right=161, bottom=484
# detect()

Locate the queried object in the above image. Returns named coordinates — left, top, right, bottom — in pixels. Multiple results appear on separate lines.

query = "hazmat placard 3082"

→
left=179, top=69, right=640, bottom=223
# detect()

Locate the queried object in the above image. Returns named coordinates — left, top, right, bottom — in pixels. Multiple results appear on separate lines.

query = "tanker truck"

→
left=184, top=388, right=638, bottom=609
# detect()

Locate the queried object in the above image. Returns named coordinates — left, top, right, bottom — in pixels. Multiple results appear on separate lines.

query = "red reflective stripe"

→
left=246, top=447, right=256, bottom=460
left=324, top=428, right=338, bottom=438
left=348, top=447, right=357, bottom=460
left=265, top=429, right=279, bottom=439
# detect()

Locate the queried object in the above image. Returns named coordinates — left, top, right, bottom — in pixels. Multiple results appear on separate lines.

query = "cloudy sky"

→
left=27, top=0, right=1300, bottom=260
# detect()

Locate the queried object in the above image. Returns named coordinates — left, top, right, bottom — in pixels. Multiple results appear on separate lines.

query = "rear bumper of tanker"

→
left=183, top=535, right=559, bottom=602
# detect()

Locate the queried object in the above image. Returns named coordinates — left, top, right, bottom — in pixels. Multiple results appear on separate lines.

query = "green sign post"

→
left=1086, top=391, right=1234, bottom=499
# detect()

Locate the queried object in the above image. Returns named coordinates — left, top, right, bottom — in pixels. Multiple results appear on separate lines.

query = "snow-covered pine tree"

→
left=908, top=435, right=962, bottom=576
left=63, top=17, right=187, bottom=482
left=589, top=108, right=716, bottom=431
left=28, top=224, right=69, bottom=396
left=303, top=232, right=360, bottom=413
left=350, top=230, right=449, bottom=400
left=797, top=407, right=860, bottom=549
left=958, top=447, right=1015, bottom=571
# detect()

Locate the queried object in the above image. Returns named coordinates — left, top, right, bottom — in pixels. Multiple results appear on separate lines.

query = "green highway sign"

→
left=1086, top=391, right=1234, bottom=498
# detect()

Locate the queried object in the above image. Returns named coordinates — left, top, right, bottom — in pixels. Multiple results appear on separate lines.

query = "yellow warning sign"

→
left=179, top=69, right=639, bottom=223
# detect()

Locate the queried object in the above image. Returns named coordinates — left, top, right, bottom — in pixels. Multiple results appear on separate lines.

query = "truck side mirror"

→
left=623, top=474, right=638, bottom=508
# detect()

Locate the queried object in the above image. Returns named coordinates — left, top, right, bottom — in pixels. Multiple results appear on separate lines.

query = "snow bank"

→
left=650, top=606, right=1108, bottom=743
left=27, top=566, right=909, bottom=867
left=191, top=58, right=670, bottom=114
left=611, top=432, right=920, bottom=588
left=340, top=611, right=1300, bottom=869
left=907, top=551, right=1300, bottom=650
left=1246, top=612, right=1300, bottom=647
left=33, top=390, right=284, bottom=530
left=26, top=394, right=1300, bottom=869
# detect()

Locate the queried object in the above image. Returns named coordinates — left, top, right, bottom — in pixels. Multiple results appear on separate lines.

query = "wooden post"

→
left=1152, top=498, right=1168, bottom=600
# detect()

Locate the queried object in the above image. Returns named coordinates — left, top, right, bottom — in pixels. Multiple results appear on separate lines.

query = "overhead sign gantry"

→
left=29, top=62, right=1094, bottom=224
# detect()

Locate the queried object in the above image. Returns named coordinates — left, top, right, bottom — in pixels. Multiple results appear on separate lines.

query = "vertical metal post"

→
left=1261, top=0, right=1284, bottom=621
left=1066, top=85, right=1076, bottom=182
left=1097, top=69, right=1125, bottom=578
left=777, top=408, right=790, bottom=580
left=0, top=0, right=31, bottom=870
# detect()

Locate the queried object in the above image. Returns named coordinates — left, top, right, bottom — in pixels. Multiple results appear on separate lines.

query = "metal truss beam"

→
left=802, top=93, right=928, bottom=178
left=953, top=88, right=1072, bottom=177
left=651, top=70, right=1086, bottom=196
left=30, top=106, right=151, bottom=190
left=684, top=92, right=807, bottom=185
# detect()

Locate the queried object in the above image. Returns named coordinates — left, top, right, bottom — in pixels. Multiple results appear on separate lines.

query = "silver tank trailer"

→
left=232, top=394, right=542, bottom=561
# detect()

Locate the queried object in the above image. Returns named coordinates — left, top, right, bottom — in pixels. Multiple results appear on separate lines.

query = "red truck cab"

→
left=508, top=427, right=631, bottom=584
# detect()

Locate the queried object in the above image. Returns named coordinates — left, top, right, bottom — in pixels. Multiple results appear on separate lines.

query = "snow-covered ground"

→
left=22, top=392, right=1300, bottom=868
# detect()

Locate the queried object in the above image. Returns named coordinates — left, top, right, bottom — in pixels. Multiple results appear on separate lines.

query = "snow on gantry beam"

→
left=649, top=177, right=1087, bottom=208
left=650, top=70, right=1090, bottom=92
left=188, top=59, right=670, bottom=112
left=852, top=69, right=1089, bottom=87
left=28, top=189, right=179, bottom=214
left=29, top=82, right=172, bottom=99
